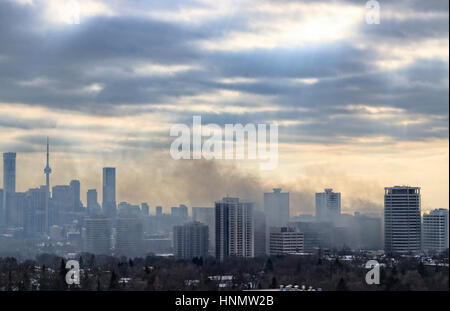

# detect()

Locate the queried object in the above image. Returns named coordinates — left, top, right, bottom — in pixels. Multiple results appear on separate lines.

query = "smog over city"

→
left=0, top=0, right=448, bottom=307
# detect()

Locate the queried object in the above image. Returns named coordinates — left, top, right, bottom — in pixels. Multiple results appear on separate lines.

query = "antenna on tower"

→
left=44, top=136, right=52, bottom=190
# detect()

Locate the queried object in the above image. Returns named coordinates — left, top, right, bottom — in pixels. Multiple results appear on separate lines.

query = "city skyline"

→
left=0, top=140, right=447, bottom=217
left=0, top=0, right=448, bottom=217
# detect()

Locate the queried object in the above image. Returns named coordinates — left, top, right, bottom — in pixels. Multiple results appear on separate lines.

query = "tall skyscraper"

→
left=173, top=221, right=209, bottom=259
left=52, top=183, right=80, bottom=224
left=192, top=207, right=215, bottom=254
left=44, top=137, right=51, bottom=191
left=86, top=189, right=101, bottom=217
left=264, top=188, right=289, bottom=228
left=9, top=192, right=26, bottom=228
left=87, top=189, right=97, bottom=207
left=70, top=180, right=81, bottom=211
left=102, top=167, right=116, bottom=220
left=3, top=152, right=16, bottom=194
left=215, top=197, right=254, bottom=260
left=85, top=216, right=111, bottom=255
left=422, top=209, right=449, bottom=253
left=315, top=188, right=341, bottom=223
left=269, top=227, right=304, bottom=256
left=24, top=186, right=47, bottom=235
left=2, top=152, right=16, bottom=226
left=43, top=139, right=51, bottom=232
left=384, top=186, right=421, bottom=254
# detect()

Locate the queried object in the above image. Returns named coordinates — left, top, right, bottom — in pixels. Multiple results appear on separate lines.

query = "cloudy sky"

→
left=0, top=0, right=448, bottom=215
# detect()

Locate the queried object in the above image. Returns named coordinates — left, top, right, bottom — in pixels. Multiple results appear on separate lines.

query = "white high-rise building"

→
left=264, top=188, right=289, bottom=255
left=315, top=188, right=341, bottom=223
left=215, top=197, right=254, bottom=260
left=423, top=209, right=449, bottom=253
left=269, top=227, right=304, bottom=256
left=264, top=188, right=289, bottom=228
left=384, top=186, right=421, bottom=254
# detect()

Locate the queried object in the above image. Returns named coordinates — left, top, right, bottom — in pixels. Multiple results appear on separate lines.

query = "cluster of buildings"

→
left=0, top=141, right=448, bottom=261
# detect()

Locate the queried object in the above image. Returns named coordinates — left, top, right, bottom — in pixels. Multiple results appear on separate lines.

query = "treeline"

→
left=0, top=252, right=448, bottom=291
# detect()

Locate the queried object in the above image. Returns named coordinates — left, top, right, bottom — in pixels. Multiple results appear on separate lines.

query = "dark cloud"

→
left=0, top=0, right=448, bottom=151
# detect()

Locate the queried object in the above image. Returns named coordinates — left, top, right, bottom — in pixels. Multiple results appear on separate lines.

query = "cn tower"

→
left=44, top=136, right=52, bottom=190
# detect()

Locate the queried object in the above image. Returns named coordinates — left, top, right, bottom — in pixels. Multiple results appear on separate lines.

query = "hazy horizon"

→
left=0, top=0, right=448, bottom=215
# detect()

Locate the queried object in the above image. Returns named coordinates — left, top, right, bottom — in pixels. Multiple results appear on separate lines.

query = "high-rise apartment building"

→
left=215, top=197, right=254, bottom=260
left=253, top=210, right=267, bottom=257
left=115, top=208, right=143, bottom=257
left=173, top=221, right=209, bottom=259
left=384, top=186, right=421, bottom=254
left=315, top=188, right=341, bottom=223
left=192, top=207, right=215, bottom=254
left=264, top=188, right=289, bottom=228
left=85, top=216, right=111, bottom=255
left=423, top=209, right=449, bottom=253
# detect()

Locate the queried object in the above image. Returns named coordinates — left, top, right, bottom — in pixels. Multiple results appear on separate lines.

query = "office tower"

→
left=315, top=188, right=341, bottom=223
left=423, top=209, right=449, bottom=253
left=70, top=180, right=81, bottom=212
left=253, top=210, right=267, bottom=257
left=215, top=197, right=254, bottom=260
left=85, top=216, right=111, bottom=255
left=116, top=211, right=143, bottom=257
left=156, top=206, right=163, bottom=216
left=384, top=186, right=421, bottom=254
left=173, top=221, right=209, bottom=259
left=102, top=167, right=116, bottom=220
left=44, top=137, right=51, bottom=191
left=2, top=152, right=16, bottom=226
left=192, top=207, right=215, bottom=254
left=269, top=227, right=304, bottom=256
left=24, top=186, right=48, bottom=235
left=52, top=185, right=72, bottom=224
left=87, top=189, right=98, bottom=208
left=3, top=152, right=16, bottom=194
left=264, top=188, right=289, bottom=228
left=9, top=192, right=26, bottom=227
left=141, top=202, right=149, bottom=216
left=86, top=189, right=101, bottom=215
